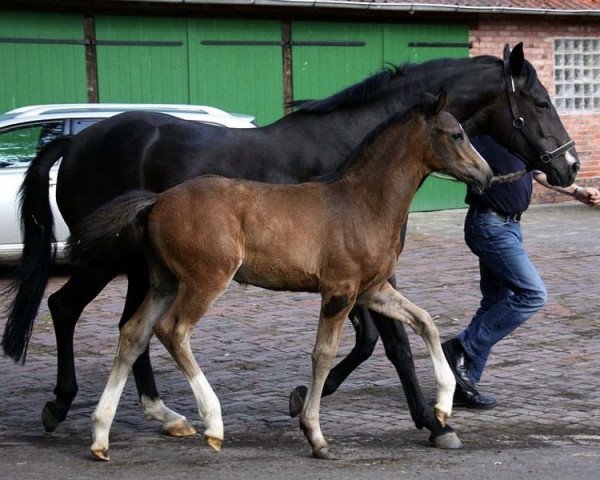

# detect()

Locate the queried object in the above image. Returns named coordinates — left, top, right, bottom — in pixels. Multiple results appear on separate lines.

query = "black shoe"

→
left=453, top=383, right=497, bottom=409
left=442, top=338, right=478, bottom=395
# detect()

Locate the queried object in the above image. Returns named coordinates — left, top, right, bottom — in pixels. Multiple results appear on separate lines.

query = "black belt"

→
left=470, top=205, right=522, bottom=222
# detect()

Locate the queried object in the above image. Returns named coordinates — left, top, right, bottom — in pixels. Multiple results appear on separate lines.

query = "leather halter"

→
left=503, top=58, right=575, bottom=165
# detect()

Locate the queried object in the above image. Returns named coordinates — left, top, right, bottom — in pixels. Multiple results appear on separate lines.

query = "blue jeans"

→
left=458, top=208, right=547, bottom=385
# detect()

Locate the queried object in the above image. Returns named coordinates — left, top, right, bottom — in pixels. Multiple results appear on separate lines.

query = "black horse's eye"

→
left=535, top=101, right=550, bottom=110
left=451, top=132, right=464, bottom=142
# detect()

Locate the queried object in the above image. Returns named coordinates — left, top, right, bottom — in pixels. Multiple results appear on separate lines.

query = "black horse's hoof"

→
left=288, top=386, right=308, bottom=418
left=42, top=402, right=64, bottom=432
left=429, top=431, right=462, bottom=449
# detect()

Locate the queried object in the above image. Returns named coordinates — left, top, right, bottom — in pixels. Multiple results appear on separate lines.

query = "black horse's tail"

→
left=67, top=190, right=159, bottom=268
left=1, top=136, right=72, bottom=363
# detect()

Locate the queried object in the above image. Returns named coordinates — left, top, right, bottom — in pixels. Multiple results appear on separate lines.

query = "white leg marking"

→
left=91, top=358, right=131, bottom=458
left=189, top=373, right=223, bottom=441
left=141, top=395, right=190, bottom=431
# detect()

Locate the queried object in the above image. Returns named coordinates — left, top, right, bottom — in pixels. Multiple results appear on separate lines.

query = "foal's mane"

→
left=294, top=54, right=538, bottom=114
left=312, top=98, right=437, bottom=183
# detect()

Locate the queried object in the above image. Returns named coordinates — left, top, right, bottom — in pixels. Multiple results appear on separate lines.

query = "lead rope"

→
left=430, top=170, right=529, bottom=185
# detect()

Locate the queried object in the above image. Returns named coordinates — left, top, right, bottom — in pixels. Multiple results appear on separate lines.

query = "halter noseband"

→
left=503, top=57, right=575, bottom=165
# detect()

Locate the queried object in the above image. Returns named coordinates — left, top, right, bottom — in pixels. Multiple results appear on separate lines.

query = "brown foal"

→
left=70, top=94, right=492, bottom=460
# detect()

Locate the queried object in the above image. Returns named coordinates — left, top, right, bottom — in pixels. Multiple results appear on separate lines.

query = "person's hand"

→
left=574, top=186, right=600, bottom=206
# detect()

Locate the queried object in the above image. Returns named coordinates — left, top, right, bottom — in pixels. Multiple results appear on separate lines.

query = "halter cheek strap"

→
left=503, top=58, right=575, bottom=164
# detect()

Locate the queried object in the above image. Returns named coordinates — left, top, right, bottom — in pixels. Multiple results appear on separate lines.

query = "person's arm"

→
left=533, top=171, right=600, bottom=206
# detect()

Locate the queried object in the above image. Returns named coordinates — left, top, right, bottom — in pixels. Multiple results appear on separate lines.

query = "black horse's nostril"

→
left=572, top=162, right=580, bottom=174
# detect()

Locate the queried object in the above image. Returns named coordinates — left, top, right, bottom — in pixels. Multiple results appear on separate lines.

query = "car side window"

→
left=71, top=119, right=100, bottom=134
left=0, top=121, right=65, bottom=168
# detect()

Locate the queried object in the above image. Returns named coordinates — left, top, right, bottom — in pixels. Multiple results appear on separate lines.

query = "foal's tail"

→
left=67, top=190, right=159, bottom=267
left=2, top=136, right=72, bottom=363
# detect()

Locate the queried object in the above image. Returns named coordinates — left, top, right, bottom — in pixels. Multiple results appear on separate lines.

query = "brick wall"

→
left=469, top=16, right=600, bottom=203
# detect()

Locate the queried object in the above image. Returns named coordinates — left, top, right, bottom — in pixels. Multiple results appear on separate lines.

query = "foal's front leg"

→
left=300, top=292, right=354, bottom=460
left=357, top=283, right=455, bottom=425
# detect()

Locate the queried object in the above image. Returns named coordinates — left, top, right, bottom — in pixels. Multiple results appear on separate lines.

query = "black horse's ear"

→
left=506, top=42, right=525, bottom=76
left=434, top=89, right=447, bottom=114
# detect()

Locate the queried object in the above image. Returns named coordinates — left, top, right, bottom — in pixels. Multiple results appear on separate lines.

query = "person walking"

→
left=443, top=135, right=600, bottom=409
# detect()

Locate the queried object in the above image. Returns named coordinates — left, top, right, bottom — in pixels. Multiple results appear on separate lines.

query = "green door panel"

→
left=383, top=23, right=470, bottom=211
left=291, top=21, right=383, bottom=101
left=188, top=19, right=284, bottom=126
left=0, top=11, right=87, bottom=112
left=95, top=16, right=189, bottom=104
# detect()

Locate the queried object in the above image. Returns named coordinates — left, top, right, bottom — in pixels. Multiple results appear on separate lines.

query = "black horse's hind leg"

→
left=289, top=305, right=379, bottom=417
left=44, top=267, right=118, bottom=431
left=371, top=314, right=461, bottom=449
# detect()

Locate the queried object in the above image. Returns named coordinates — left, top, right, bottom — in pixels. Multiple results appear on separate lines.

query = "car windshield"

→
left=0, top=121, right=64, bottom=168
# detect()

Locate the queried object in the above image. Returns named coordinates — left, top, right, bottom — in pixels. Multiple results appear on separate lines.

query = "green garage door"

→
left=0, top=11, right=87, bottom=113
left=188, top=19, right=284, bottom=126
left=291, top=21, right=383, bottom=101
left=95, top=16, right=189, bottom=104
left=384, top=24, right=470, bottom=211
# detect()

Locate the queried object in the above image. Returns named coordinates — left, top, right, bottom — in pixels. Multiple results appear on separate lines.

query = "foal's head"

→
left=426, top=92, right=493, bottom=192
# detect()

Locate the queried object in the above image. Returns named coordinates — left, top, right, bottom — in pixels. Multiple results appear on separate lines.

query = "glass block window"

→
left=554, top=38, right=600, bottom=112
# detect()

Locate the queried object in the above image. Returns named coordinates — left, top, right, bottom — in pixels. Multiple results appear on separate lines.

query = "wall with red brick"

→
left=469, top=16, right=599, bottom=203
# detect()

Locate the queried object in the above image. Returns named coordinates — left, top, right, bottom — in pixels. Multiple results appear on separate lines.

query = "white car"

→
left=0, top=103, right=256, bottom=263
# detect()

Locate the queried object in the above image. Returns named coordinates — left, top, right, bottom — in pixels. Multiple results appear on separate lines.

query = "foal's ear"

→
left=434, top=89, right=448, bottom=114
left=504, top=42, right=525, bottom=76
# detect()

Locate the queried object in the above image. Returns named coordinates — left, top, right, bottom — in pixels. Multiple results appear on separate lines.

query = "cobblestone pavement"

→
left=1, top=203, right=599, bottom=478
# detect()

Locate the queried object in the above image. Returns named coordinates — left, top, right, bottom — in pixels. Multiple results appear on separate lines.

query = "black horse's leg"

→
left=371, top=313, right=461, bottom=449
left=289, top=305, right=379, bottom=417
left=44, top=267, right=118, bottom=431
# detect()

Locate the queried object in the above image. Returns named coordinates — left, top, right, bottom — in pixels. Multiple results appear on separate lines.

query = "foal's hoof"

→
left=42, top=402, right=63, bottom=432
left=288, top=386, right=308, bottom=418
left=91, top=448, right=110, bottom=461
left=205, top=435, right=223, bottom=452
left=312, top=447, right=338, bottom=460
left=429, top=431, right=462, bottom=449
left=164, top=419, right=197, bottom=437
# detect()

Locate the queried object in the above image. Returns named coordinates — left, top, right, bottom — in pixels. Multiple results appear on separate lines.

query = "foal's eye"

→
left=450, top=132, right=464, bottom=142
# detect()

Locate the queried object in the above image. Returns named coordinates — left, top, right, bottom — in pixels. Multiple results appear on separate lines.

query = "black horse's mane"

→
left=293, top=57, right=487, bottom=114
left=294, top=54, right=537, bottom=114
left=292, top=66, right=402, bottom=113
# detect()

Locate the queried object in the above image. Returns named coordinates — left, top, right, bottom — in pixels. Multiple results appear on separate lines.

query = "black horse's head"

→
left=463, top=43, right=579, bottom=187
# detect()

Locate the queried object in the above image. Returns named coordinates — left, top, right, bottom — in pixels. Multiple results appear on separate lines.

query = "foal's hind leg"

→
left=357, top=283, right=455, bottom=426
left=154, top=279, right=233, bottom=452
left=91, top=284, right=176, bottom=461
left=124, top=262, right=195, bottom=437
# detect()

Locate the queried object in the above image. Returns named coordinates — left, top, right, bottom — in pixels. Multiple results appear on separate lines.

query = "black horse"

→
left=2, top=44, right=578, bottom=449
